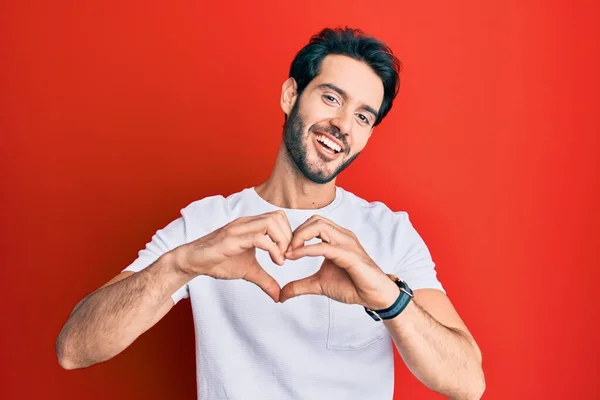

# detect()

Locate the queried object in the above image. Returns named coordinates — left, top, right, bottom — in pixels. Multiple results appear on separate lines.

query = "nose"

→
left=330, top=109, right=353, bottom=137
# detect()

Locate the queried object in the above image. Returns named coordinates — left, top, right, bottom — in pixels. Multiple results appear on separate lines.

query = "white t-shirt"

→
left=123, top=186, right=444, bottom=399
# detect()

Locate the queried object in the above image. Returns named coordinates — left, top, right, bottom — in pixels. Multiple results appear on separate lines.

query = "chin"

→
left=302, top=164, right=340, bottom=184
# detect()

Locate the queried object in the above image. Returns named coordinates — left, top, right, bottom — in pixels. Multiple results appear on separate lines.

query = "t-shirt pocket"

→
left=327, top=298, right=388, bottom=350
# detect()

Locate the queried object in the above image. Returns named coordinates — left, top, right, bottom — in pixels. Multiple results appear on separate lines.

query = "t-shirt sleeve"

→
left=122, top=214, right=190, bottom=305
left=393, top=211, right=445, bottom=294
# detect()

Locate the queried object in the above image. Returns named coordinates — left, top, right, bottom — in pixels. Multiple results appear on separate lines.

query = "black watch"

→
left=364, top=275, right=413, bottom=321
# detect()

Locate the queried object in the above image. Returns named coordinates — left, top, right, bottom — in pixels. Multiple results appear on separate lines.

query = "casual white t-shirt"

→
left=123, top=186, right=444, bottom=399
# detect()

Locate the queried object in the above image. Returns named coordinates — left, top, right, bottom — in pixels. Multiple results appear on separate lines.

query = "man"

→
left=56, top=27, right=485, bottom=399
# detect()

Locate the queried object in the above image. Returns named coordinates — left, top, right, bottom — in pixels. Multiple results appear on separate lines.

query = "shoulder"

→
left=183, top=193, right=228, bottom=214
left=177, top=188, right=251, bottom=234
left=181, top=188, right=247, bottom=215
left=338, top=187, right=410, bottom=228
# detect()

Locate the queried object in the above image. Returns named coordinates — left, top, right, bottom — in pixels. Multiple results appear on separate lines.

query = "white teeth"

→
left=316, top=134, right=342, bottom=153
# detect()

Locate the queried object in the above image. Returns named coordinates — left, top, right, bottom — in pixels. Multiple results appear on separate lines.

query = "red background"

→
left=1, top=0, right=599, bottom=399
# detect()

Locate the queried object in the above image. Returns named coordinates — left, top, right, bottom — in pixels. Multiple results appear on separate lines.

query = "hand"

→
left=176, top=211, right=293, bottom=302
left=279, top=215, right=400, bottom=309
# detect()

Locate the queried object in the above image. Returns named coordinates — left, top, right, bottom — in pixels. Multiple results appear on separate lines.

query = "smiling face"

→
left=282, top=54, right=385, bottom=184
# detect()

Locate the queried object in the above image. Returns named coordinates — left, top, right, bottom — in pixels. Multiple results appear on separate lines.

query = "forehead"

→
left=308, top=54, right=384, bottom=111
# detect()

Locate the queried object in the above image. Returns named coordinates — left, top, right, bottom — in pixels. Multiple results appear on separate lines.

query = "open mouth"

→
left=313, top=132, right=343, bottom=156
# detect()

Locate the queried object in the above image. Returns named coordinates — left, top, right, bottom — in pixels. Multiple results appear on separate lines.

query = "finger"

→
left=292, top=215, right=341, bottom=235
left=268, top=211, right=293, bottom=259
left=233, top=214, right=288, bottom=262
left=288, top=219, right=325, bottom=250
left=288, top=214, right=323, bottom=245
left=250, top=233, right=286, bottom=265
left=285, top=243, right=356, bottom=270
left=262, top=213, right=289, bottom=261
left=285, top=242, right=338, bottom=260
left=303, top=215, right=356, bottom=239
left=243, top=261, right=282, bottom=302
left=289, top=220, right=347, bottom=250
left=279, top=273, right=322, bottom=303
left=235, top=232, right=284, bottom=265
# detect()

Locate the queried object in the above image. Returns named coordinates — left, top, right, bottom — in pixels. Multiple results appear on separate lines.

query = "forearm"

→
left=56, top=252, right=192, bottom=369
left=384, top=301, right=485, bottom=399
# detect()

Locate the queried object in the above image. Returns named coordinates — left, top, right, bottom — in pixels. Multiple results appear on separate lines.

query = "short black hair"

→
left=289, top=27, right=401, bottom=126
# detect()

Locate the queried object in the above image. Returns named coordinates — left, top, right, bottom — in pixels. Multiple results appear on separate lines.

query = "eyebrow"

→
left=317, top=83, right=380, bottom=120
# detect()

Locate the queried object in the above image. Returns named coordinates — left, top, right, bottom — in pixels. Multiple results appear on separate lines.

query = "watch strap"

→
left=365, top=276, right=413, bottom=321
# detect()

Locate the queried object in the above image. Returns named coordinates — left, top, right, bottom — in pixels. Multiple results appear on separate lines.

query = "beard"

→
left=283, top=101, right=360, bottom=184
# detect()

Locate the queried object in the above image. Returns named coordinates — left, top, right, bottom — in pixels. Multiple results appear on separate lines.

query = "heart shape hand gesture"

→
left=177, top=211, right=399, bottom=310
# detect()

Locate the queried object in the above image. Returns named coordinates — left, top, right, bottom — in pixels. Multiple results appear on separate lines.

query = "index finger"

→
left=264, top=210, right=293, bottom=258
left=288, top=219, right=346, bottom=250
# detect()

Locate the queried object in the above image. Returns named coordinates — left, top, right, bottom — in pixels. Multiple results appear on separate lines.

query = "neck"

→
left=254, top=142, right=337, bottom=209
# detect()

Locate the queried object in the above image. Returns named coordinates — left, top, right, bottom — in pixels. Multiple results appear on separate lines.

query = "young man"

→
left=56, top=27, right=485, bottom=399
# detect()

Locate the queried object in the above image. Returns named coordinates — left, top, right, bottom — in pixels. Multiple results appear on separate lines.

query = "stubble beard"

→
left=282, top=101, right=360, bottom=184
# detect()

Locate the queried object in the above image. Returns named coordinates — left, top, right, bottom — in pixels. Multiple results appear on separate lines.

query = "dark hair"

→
left=289, top=27, right=401, bottom=126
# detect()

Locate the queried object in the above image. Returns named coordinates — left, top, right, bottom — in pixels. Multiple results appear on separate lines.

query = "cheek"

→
left=299, top=98, right=337, bottom=129
left=348, top=135, right=370, bottom=155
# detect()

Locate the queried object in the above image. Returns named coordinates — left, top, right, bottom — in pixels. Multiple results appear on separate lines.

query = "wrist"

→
left=169, top=245, right=202, bottom=278
left=364, top=275, right=414, bottom=321
left=368, top=278, right=401, bottom=310
left=149, top=251, right=198, bottom=296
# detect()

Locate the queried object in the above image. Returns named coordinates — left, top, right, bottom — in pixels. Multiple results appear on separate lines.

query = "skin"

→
left=257, top=54, right=485, bottom=399
left=256, top=54, right=382, bottom=208
left=56, top=53, right=484, bottom=399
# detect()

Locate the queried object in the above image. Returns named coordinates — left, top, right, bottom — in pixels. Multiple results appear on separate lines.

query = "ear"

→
left=280, top=77, right=298, bottom=116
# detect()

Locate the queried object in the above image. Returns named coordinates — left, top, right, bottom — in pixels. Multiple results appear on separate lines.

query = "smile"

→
left=312, top=132, right=343, bottom=160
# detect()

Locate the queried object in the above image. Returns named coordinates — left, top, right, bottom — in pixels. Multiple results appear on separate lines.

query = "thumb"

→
left=280, top=274, right=322, bottom=303
left=242, top=260, right=281, bottom=302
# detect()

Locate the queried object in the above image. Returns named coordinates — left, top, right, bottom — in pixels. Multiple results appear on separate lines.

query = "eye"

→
left=357, top=113, right=371, bottom=125
left=323, top=95, right=340, bottom=105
